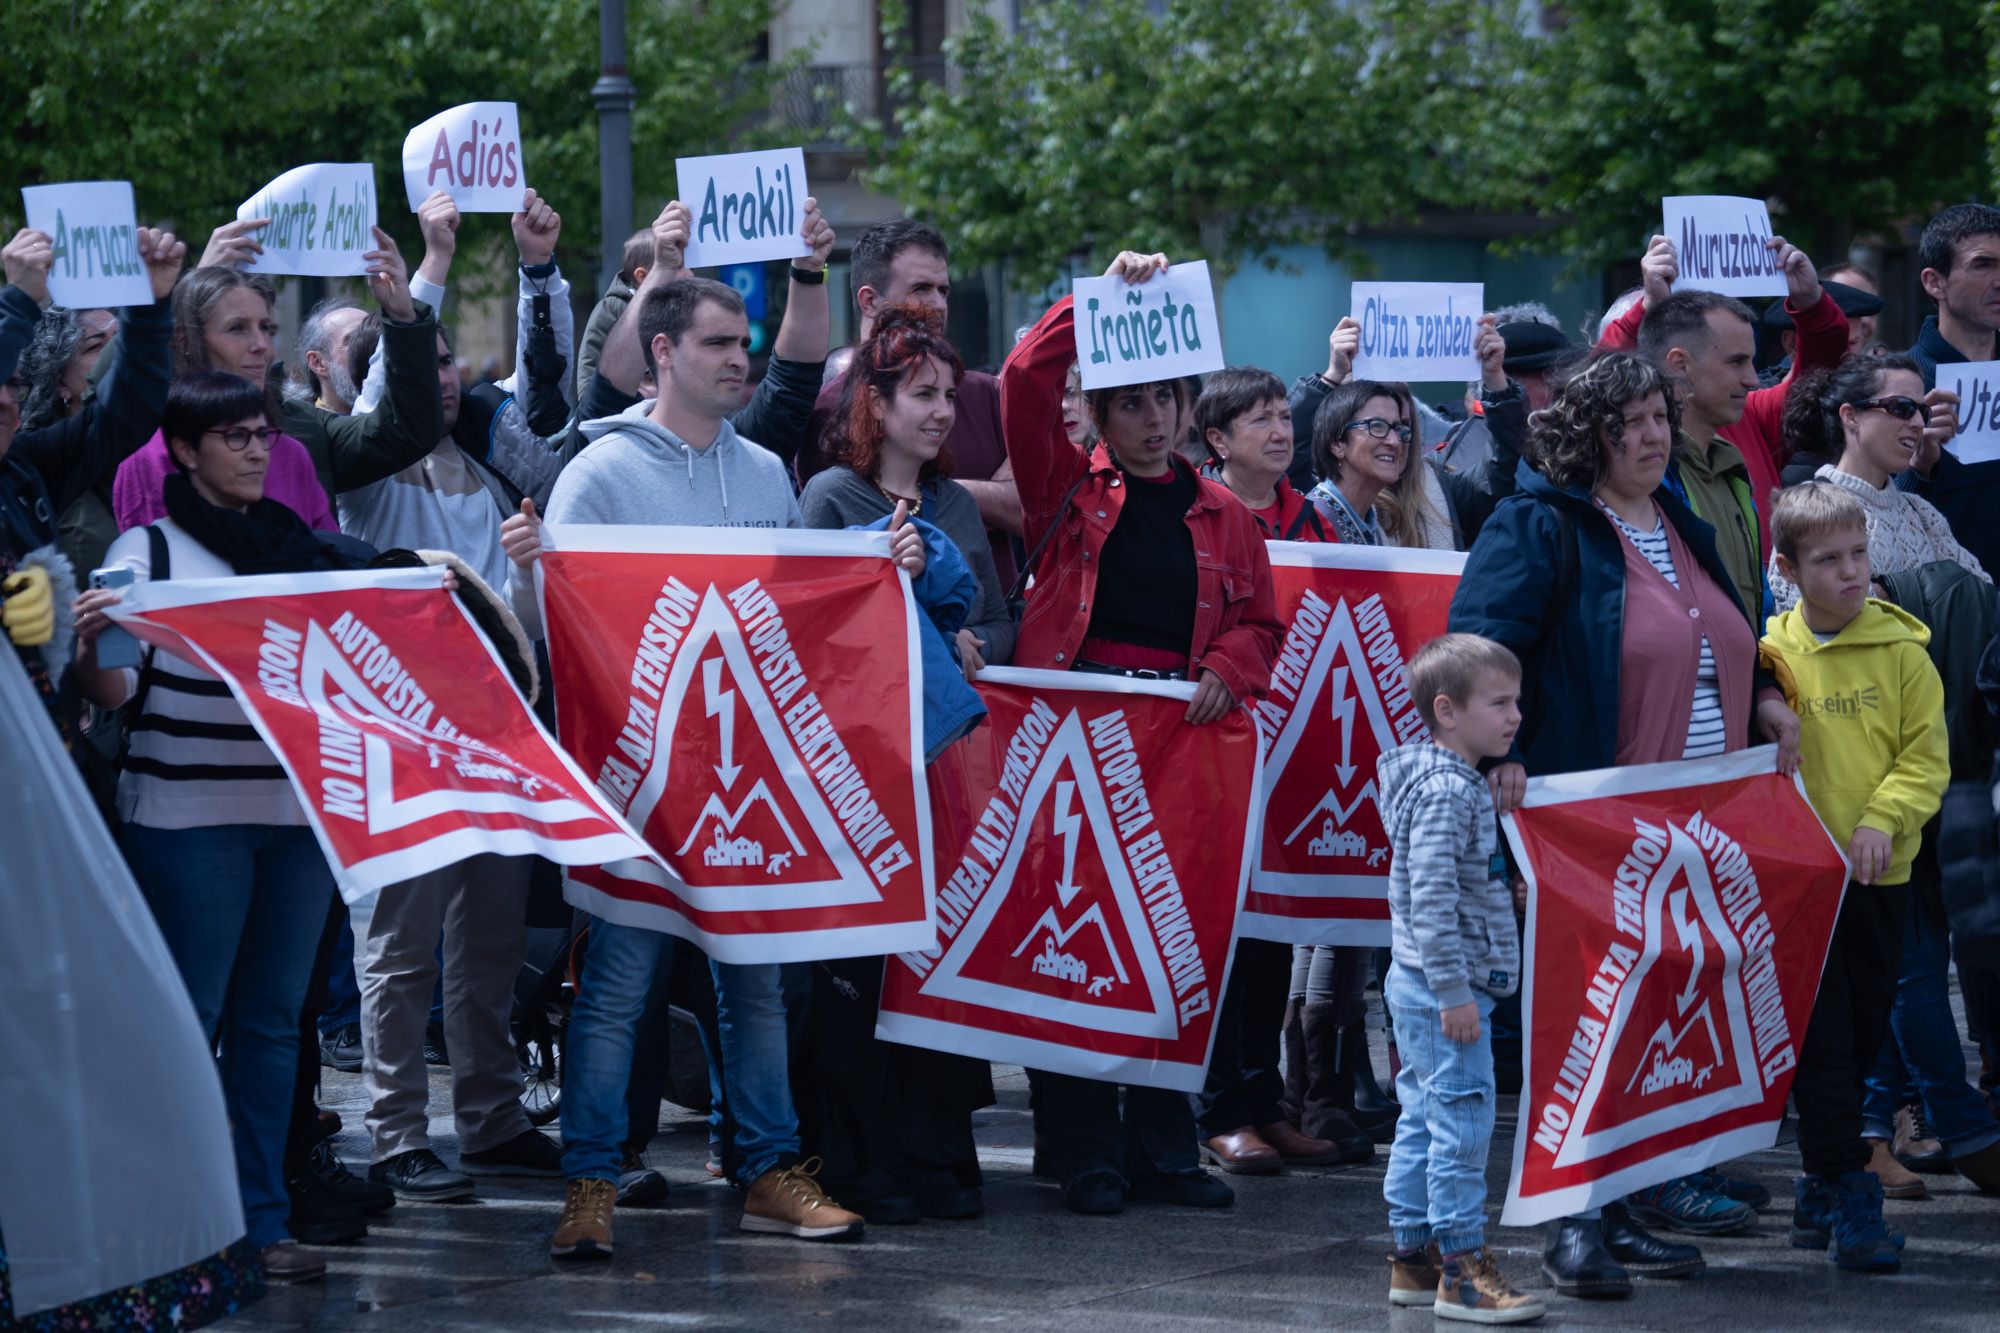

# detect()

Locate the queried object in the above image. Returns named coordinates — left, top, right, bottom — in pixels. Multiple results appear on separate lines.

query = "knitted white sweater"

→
left=1768, top=464, right=1990, bottom=612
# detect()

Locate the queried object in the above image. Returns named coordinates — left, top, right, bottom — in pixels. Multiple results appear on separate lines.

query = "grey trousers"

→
left=353, top=853, right=532, bottom=1162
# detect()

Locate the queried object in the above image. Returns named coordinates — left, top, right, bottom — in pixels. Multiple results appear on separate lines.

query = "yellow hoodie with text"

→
left=1759, top=599, right=1948, bottom=886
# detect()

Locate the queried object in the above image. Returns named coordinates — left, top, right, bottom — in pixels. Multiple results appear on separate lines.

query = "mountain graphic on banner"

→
left=1552, top=822, right=1764, bottom=1168
left=623, top=587, right=878, bottom=902
left=921, top=712, right=1179, bottom=1039
left=1264, top=600, right=1398, bottom=871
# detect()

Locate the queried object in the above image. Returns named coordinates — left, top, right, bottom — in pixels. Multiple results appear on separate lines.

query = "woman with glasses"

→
left=1001, top=250, right=1282, bottom=1218
left=1449, top=351, right=1802, bottom=1299
left=1769, top=355, right=1986, bottom=609
left=70, top=371, right=381, bottom=1286
left=1297, top=315, right=1527, bottom=550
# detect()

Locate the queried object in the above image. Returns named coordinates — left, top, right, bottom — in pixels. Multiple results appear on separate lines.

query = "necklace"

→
left=874, top=481, right=922, bottom=517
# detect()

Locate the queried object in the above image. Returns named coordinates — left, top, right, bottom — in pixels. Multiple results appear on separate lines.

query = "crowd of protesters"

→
left=3, top=183, right=2000, bottom=1327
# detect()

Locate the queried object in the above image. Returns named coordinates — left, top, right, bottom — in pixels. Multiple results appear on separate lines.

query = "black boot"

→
left=1297, top=1002, right=1376, bottom=1156
left=1602, top=1200, right=1704, bottom=1277
left=1330, top=1015, right=1397, bottom=1144
left=1540, top=1215, right=1633, bottom=1299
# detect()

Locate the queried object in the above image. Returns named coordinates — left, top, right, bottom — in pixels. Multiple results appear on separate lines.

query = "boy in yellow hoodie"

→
left=1760, top=481, right=1947, bottom=1275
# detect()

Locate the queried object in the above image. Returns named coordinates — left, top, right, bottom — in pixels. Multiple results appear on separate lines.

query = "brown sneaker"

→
left=1865, top=1137, right=1927, bottom=1199
left=1436, top=1249, right=1545, bottom=1324
left=1388, top=1242, right=1441, bottom=1306
left=740, top=1158, right=865, bottom=1241
left=550, top=1177, right=616, bottom=1262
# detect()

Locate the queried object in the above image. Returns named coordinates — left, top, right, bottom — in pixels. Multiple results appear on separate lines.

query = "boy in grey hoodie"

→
left=1377, top=632, right=1541, bottom=1324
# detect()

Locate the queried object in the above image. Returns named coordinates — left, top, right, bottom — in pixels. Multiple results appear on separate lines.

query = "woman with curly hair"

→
left=1448, top=351, right=1802, bottom=1300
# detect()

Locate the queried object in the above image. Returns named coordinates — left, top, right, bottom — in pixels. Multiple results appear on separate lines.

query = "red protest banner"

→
left=1499, top=748, right=1848, bottom=1226
left=538, top=526, right=934, bottom=963
left=875, top=667, right=1262, bottom=1092
left=108, top=568, right=651, bottom=896
left=1243, top=543, right=1463, bottom=945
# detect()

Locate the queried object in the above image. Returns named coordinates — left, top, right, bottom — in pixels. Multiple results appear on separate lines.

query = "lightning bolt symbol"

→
left=1670, top=886, right=1705, bottom=1016
left=703, top=656, right=742, bottom=790
left=1329, top=665, right=1358, bottom=785
left=1052, top=780, right=1083, bottom=908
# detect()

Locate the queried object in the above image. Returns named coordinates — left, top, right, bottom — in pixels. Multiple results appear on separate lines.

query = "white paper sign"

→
left=1073, top=260, right=1224, bottom=390
left=1349, top=282, right=1483, bottom=382
left=1664, top=195, right=1785, bottom=297
left=402, top=102, right=525, bottom=212
left=237, top=164, right=377, bottom=277
left=675, top=147, right=811, bottom=269
left=1936, top=362, right=2000, bottom=466
left=19, top=181, right=152, bottom=308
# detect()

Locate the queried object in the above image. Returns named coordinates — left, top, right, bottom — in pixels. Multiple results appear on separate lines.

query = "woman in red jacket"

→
left=1001, top=252, right=1282, bottom=1216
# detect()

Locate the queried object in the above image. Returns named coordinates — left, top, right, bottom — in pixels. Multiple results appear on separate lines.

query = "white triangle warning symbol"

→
left=1262, top=596, right=1401, bottom=871
left=1551, top=820, right=1763, bottom=1167
left=299, top=617, right=596, bottom=833
left=920, top=711, right=1180, bottom=1039
left=622, top=586, right=881, bottom=913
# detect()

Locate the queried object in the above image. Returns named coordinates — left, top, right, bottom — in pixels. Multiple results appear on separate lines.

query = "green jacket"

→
left=279, top=302, right=444, bottom=499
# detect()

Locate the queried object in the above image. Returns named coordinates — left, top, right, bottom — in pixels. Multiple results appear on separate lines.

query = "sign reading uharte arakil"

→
left=1072, top=260, right=1224, bottom=391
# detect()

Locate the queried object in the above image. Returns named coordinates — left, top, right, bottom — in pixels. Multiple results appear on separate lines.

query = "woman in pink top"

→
left=114, top=267, right=336, bottom=532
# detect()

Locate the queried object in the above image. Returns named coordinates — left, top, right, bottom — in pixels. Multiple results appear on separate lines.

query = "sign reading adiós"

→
left=1072, top=260, right=1224, bottom=391
left=20, top=181, right=152, bottom=308
left=876, top=668, right=1262, bottom=1092
left=106, top=568, right=652, bottom=897
left=402, top=102, right=526, bottom=212
left=675, top=148, right=812, bottom=269
left=1244, top=543, right=1464, bottom=945
left=1662, top=195, right=1786, bottom=298
left=238, top=164, right=377, bottom=278
left=1500, top=748, right=1847, bottom=1227
left=537, top=526, right=934, bottom=964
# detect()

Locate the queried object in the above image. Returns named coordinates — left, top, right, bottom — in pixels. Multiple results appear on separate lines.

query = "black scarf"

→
left=162, top=472, right=357, bottom=575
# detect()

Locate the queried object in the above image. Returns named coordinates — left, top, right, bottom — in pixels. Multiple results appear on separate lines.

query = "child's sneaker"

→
left=1436, top=1249, right=1545, bottom=1324
left=1387, top=1242, right=1441, bottom=1307
left=1827, top=1170, right=1901, bottom=1273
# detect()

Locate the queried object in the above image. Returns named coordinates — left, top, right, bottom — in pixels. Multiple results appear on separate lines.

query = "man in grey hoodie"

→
left=1375, top=632, right=1542, bottom=1323
left=502, top=275, right=904, bottom=1262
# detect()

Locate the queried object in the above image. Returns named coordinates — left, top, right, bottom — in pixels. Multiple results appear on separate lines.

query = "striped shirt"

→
left=105, top=519, right=307, bottom=830
left=1602, top=505, right=1728, bottom=760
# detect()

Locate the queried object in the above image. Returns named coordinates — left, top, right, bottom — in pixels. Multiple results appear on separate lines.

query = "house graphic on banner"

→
left=920, top=711, right=1180, bottom=1040
left=623, top=587, right=881, bottom=913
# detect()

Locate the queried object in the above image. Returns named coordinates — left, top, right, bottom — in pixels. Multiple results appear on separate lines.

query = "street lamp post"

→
left=593, top=0, right=635, bottom=297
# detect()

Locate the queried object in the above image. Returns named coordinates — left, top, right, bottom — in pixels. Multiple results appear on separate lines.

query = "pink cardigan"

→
left=1612, top=512, right=1756, bottom=766
left=113, top=431, right=339, bottom=533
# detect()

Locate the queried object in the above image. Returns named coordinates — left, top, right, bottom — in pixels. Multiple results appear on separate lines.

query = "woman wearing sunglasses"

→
left=1301, top=314, right=1526, bottom=550
left=1769, top=355, right=1986, bottom=611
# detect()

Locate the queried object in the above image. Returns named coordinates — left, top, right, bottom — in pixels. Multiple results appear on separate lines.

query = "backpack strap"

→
left=1282, top=499, right=1329, bottom=542
left=1005, top=467, right=1093, bottom=605
left=116, top=525, right=168, bottom=771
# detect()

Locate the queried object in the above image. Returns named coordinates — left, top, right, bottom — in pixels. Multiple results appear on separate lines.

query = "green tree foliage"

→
left=856, top=0, right=1525, bottom=284
left=1507, top=0, right=1993, bottom=268
left=4, top=0, right=794, bottom=278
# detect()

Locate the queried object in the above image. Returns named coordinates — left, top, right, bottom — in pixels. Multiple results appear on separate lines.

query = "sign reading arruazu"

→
left=876, top=668, right=1262, bottom=1092
left=537, top=526, right=933, bottom=964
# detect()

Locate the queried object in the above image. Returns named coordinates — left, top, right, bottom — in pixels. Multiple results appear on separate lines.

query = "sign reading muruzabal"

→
left=19, top=181, right=153, bottom=308
left=1663, top=196, right=1786, bottom=298
left=237, top=164, right=377, bottom=278
left=1073, top=260, right=1224, bottom=391
left=402, top=102, right=526, bottom=212
left=1349, top=281, right=1484, bottom=382
left=675, top=148, right=811, bottom=269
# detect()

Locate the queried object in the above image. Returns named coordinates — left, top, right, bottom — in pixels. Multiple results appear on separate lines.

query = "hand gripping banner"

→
left=876, top=667, right=1264, bottom=1092
left=1243, top=543, right=1463, bottom=945
left=107, top=568, right=652, bottom=896
left=538, top=526, right=933, bottom=963
left=1499, top=747, right=1848, bottom=1227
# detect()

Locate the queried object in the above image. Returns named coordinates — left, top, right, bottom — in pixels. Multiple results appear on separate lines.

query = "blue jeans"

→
left=1861, top=884, right=2000, bottom=1159
left=1383, top=962, right=1497, bottom=1254
left=560, top=916, right=800, bottom=1185
left=126, top=822, right=336, bottom=1250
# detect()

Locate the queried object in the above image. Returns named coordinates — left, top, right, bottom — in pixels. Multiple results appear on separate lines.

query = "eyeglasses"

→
left=1853, top=396, right=1931, bottom=425
left=1345, top=417, right=1413, bottom=443
left=202, top=426, right=275, bottom=452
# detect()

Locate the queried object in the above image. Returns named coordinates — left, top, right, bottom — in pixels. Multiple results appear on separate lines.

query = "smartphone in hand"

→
left=89, top=566, right=139, bottom=669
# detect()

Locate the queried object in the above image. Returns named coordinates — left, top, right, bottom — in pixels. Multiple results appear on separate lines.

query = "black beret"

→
left=1760, top=278, right=1885, bottom=330
left=1498, top=320, right=1573, bottom=374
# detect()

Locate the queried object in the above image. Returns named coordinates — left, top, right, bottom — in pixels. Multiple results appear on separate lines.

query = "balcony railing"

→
left=766, top=57, right=952, bottom=150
